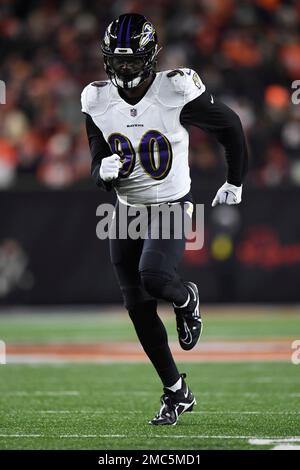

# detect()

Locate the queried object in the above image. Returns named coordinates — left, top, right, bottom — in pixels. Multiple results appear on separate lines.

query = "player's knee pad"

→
left=139, top=249, right=173, bottom=298
left=139, top=270, right=173, bottom=299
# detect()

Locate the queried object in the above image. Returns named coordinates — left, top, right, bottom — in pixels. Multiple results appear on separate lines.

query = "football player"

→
left=81, top=13, right=248, bottom=425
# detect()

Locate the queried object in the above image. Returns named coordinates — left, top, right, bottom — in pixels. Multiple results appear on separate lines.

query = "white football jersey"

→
left=81, top=69, right=205, bottom=205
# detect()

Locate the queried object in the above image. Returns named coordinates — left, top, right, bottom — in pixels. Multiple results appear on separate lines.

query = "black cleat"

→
left=174, top=281, right=202, bottom=351
left=149, top=374, right=196, bottom=425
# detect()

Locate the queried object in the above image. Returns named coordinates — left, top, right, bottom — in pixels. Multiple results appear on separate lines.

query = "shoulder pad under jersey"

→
left=166, top=69, right=185, bottom=78
left=81, top=80, right=112, bottom=116
left=161, top=68, right=206, bottom=106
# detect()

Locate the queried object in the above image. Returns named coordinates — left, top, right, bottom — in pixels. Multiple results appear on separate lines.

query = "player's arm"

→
left=85, top=113, right=121, bottom=191
left=180, top=90, right=248, bottom=206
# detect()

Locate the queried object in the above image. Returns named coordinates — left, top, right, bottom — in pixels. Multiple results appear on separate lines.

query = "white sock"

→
left=166, top=377, right=182, bottom=393
left=174, top=292, right=190, bottom=308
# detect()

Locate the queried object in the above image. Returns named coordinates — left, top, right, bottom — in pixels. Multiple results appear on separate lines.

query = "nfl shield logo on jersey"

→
left=130, top=108, right=137, bottom=117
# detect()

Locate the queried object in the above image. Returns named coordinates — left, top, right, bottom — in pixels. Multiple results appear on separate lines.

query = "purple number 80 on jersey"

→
left=108, top=130, right=173, bottom=180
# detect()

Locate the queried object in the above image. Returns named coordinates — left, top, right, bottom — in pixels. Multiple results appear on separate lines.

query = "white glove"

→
left=212, top=181, right=242, bottom=207
left=99, top=154, right=122, bottom=182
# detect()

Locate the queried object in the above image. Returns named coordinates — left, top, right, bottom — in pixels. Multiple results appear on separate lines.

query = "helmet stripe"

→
left=117, top=16, right=126, bottom=47
left=125, top=16, right=132, bottom=48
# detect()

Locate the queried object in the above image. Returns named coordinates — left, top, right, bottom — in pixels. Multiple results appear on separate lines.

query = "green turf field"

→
left=0, top=306, right=299, bottom=342
left=0, top=307, right=300, bottom=450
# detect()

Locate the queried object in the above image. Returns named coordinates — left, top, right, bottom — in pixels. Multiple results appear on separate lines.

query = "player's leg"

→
left=138, top=202, right=201, bottom=425
left=139, top=202, right=202, bottom=351
left=109, top=201, right=180, bottom=388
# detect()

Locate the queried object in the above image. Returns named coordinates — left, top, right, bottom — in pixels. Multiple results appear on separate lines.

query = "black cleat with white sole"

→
left=174, top=281, right=202, bottom=351
left=149, top=373, right=196, bottom=425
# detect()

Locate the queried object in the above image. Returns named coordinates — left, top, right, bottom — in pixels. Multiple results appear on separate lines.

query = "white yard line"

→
left=5, top=410, right=298, bottom=416
left=2, top=391, right=299, bottom=398
left=272, top=445, right=300, bottom=450
left=0, top=434, right=43, bottom=438
left=249, top=437, right=300, bottom=450
left=1, top=434, right=300, bottom=440
left=99, top=391, right=300, bottom=398
left=3, top=391, right=80, bottom=396
left=194, top=411, right=300, bottom=415
left=249, top=437, right=300, bottom=445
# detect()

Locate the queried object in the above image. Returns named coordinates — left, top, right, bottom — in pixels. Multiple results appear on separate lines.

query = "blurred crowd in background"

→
left=1, top=0, right=300, bottom=189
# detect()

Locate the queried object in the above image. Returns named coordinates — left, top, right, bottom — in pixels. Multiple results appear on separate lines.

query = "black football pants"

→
left=109, top=199, right=190, bottom=387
